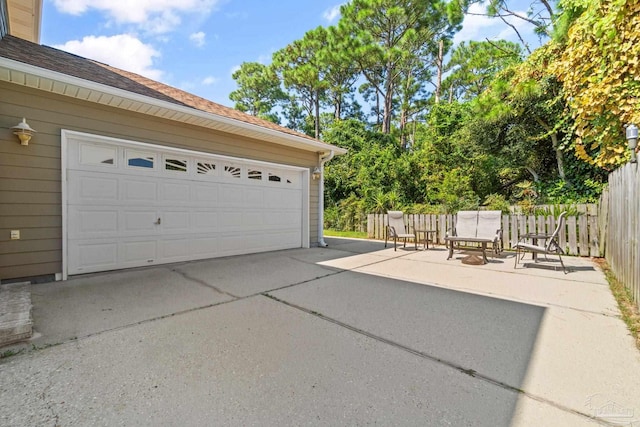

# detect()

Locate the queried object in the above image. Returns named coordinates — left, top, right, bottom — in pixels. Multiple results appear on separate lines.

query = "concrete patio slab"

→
left=270, top=271, right=546, bottom=388
left=519, top=305, right=640, bottom=418
left=1, top=236, right=638, bottom=426
left=172, top=249, right=340, bottom=297
left=2, top=296, right=524, bottom=426
left=349, top=251, right=617, bottom=315
left=29, top=267, right=233, bottom=347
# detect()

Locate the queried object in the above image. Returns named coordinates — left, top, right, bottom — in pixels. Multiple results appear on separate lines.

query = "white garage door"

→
left=62, top=131, right=308, bottom=277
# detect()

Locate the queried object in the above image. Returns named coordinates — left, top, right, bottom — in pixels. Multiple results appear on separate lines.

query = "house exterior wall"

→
left=0, top=82, right=320, bottom=281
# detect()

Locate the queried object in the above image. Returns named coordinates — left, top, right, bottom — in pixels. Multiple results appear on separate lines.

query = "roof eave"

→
left=0, top=57, right=347, bottom=155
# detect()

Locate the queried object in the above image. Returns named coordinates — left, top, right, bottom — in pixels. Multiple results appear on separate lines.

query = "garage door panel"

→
left=69, top=241, right=118, bottom=274
left=123, top=210, right=158, bottom=232
left=244, top=188, right=264, bottom=207
left=244, top=211, right=264, bottom=227
left=121, top=240, right=157, bottom=264
left=217, top=234, right=248, bottom=254
left=191, top=236, right=220, bottom=256
left=81, top=178, right=119, bottom=201
left=265, top=189, right=301, bottom=209
left=68, top=173, right=119, bottom=204
left=65, top=134, right=304, bottom=276
left=123, top=179, right=158, bottom=202
left=192, top=211, right=218, bottom=230
left=263, top=230, right=302, bottom=248
left=219, top=210, right=244, bottom=228
left=162, top=182, right=191, bottom=203
left=193, top=183, right=219, bottom=205
left=159, top=238, right=190, bottom=261
left=161, top=211, right=190, bottom=231
left=68, top=208, right=119, bottom=238
left=219, top=185, right=244, bottom=206
left=264, top=211, right=301, bottom=227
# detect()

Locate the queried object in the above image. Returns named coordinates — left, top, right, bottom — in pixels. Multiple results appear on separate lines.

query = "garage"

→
left=62, top=130, right=309, bottom=278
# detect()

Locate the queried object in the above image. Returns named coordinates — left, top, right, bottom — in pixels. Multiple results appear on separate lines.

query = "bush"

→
left=482, top=194, right=511, bottom=213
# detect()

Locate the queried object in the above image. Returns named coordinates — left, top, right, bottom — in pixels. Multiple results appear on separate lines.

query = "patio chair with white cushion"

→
left=384, top=211, right=417, bottom=251
left=514, top=211, right=568, bottom=273
left=477, top=210, right=503, bottom=254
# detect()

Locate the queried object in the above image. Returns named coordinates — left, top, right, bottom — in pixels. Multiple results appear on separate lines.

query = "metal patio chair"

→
left=514, top=211, right=569, bottom=273
left=384, top=211, right=417, bottom=251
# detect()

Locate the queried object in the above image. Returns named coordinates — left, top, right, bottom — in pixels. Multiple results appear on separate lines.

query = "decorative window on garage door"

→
left=127, top=150, right=156, bottom=169
left=268, top=172, right=281, bottom=183
left=197, top=161, right=217, bottom=175
left=223, top=165, right=241, bottom=179
left=79, top=143, right=116, bottom=166
left=165, top=157, right=188, bottom=173
left=248, top=168, right=263, bottom=180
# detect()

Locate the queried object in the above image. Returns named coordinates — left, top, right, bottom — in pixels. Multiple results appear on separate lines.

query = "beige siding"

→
left=1, top=82, right=320, bottom=280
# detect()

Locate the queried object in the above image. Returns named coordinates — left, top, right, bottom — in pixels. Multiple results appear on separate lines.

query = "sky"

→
left=41, top=0, right=548, bottom=108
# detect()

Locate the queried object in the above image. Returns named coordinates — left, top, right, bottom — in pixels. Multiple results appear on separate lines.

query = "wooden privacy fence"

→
left=601, top=163, right=639, bottom=308
left=367, top=212, right=601, bottom=257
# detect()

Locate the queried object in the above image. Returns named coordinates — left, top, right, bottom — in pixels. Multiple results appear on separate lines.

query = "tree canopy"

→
left=228, top=0, right=631, bottom=226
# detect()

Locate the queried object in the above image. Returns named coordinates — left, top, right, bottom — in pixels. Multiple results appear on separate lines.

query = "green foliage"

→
left=530, top=204, right=584, bottom=217
left=339, top=0, right=460, bottom=133
left=482, top=194, right=511, bottom=213
left=434, top=168, right=480, bottom=213
left=551, top=0, right=640, bottom=167
left=443, top=40, right=524, bottom=101
left=224, top=1, right=619, bottom=232
left=229, top=62, right=287, bottom=123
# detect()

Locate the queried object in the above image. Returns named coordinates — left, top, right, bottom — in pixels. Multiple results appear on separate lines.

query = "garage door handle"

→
left=155, top=218, right=161, bottom=225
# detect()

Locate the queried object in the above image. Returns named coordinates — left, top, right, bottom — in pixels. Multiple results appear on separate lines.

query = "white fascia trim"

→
left=0, top=57, right=347, bottom=155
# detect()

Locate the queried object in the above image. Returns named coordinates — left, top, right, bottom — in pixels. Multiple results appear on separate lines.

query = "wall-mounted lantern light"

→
left=626, top=123, right=638, bottom=163
left=11, top=118, right=37, bottom=146
left=312, top=166, right=321, bottom=180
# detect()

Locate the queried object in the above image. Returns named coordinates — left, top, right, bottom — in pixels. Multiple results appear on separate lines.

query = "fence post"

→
left=589, top=214, right=599, bottom=257
left=567, top=216, right=577, bottom=255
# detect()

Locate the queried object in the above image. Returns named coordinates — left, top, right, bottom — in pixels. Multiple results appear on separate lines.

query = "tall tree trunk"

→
left=435, top=39, right=444, bottom=104
left=550, top=132, right=566, bottom=181
left=534, top=117, right=567, bottom=181
left=382, top=90, right=393, bottom=133
left=314, top=93, right=321, bottom=139
left=399, top=108, right=407, bottom=149
left=382, top=63, right=394, bottom=134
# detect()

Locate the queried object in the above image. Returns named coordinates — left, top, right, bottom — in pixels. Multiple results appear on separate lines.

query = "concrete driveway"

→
left=1, top=237, right=639, bottom=426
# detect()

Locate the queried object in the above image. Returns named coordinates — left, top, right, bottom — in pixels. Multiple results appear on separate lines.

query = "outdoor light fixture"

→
left=11, top=118, right=36, bottom=146
left=626, top=123, right=638, bottom=163
left=312, top=166, right=321, bottom=180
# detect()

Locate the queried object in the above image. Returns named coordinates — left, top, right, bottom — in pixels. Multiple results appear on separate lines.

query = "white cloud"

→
left=53, top=0, right=219, bottom=34
left=202, top=76, right=219, bottom=85
left=323, top=4, right=342, bottom=23
left=54, top=34, right=164, bottom=81
left=190, top=31, right=206, bottom=47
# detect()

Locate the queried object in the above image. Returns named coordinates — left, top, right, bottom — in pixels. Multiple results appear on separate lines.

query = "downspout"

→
left=317, top=150, right=335, bottom=247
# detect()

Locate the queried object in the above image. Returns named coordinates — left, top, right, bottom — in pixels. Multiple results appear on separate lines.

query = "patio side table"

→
left=415, top=229, right=437, bottom=250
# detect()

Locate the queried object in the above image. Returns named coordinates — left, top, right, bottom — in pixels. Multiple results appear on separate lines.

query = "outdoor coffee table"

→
left=444, top=236, right=492, bottom=264
left=415, top=229, right=437, bottom=250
